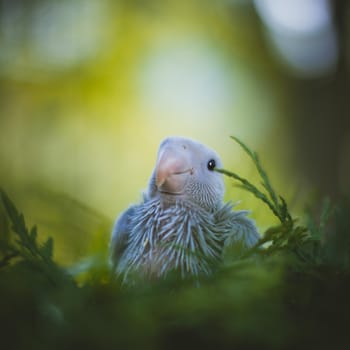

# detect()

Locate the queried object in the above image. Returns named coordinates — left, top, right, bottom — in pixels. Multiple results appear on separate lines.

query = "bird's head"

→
left=146, top=137, right=225, bottom=211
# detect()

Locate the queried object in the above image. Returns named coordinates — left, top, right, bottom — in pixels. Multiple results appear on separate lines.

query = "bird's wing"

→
left=224, top=210, right=260, bottom=248
left=110, top=205, right=137, bottom=270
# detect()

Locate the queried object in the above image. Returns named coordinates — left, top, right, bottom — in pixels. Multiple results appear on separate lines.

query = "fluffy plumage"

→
left=110, top=136, right=259, bottom=280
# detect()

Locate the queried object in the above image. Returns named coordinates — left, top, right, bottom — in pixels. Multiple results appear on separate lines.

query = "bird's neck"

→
left=149, top=193, right=221, bottom=213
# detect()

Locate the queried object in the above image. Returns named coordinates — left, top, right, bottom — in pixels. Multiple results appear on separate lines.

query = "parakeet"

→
left=110, top=136, right=259, bottom=280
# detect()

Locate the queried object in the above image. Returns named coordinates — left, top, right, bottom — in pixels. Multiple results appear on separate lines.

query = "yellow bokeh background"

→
left=2, top=0, right=344, bottom=265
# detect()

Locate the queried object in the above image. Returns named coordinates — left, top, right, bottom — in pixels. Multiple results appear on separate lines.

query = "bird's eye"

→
left=207, top=159, right=216, bottom=171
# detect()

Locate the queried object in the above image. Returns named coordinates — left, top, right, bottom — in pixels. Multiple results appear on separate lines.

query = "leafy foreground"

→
left=1, top=138, right=350, bottom=350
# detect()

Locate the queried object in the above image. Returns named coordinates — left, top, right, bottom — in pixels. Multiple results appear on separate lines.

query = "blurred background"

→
left=0, top=0, right=349, bottom=266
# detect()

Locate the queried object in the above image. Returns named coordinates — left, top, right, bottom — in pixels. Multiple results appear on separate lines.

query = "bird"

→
left=110, top=136, right=259, bottom=280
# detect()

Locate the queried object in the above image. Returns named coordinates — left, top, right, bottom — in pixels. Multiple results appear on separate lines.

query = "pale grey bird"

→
left=110, top=136, right=259, bottom=280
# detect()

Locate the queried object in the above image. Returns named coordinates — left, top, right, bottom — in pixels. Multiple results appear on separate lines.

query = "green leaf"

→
left=0, top=190, right=20, bottom=227
left=231, top=136, right=279, bottom=209
left=218, top=136, right=324, bottom=262
left=30, top=225, right=38, bottom=242
left=0, top=189, right=63, bottom=285
left=216, top=168, right=280, bottom=220
left=40, top=237, right=54, bottom=260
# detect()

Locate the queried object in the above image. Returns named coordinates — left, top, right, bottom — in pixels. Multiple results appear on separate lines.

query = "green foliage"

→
left=1, top=137, right=350, bottom=349
left=1, top=190, right=52, bottom=262
left=218, top=136, right=292, bottom=225
left=217, top=137, right=323, bottom=264
left=0, top=190, right=69, bottom=286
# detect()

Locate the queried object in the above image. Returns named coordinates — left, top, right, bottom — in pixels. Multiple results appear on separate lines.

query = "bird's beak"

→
left=155, top=147, right=192, bottom=195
